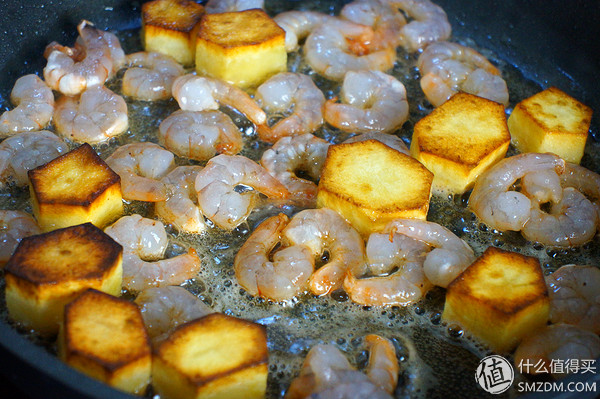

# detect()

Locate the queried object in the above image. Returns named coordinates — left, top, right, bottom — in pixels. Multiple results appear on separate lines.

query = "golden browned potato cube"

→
left=153, top=313, right=268, bottom=399
left=142, top=0, right=205, bottom=66
left=410, top=92, right=510, bottom=195
left=28, top=143, right=123, bottom=232
left=507, top=87, right=592, bottom=164
left=317, top=139, right=433, bottom=237
left=4, top=223, right=123, bottom=335
left=442, top=247, right=550, bottom=353
left=194, top=9, right=286, bottom=88
left=58, top=289, right=152, bottom=395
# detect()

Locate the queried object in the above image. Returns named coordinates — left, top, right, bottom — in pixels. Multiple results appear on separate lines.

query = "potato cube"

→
left=317, top=139, right=433, bottom=237
left=410, top=92, right=511, bottom=194
left=507, top=87, right=592, bottom=164
left=142, top=0, right=205, bottom=66
left=58, top=289, right=152, bottom=395
left=194, top=9, right=287, bottom=88
left=442, top=247, right=550, bottom=353
left=4, top=223, right=123, bottom=335
left=153, top=313, right=268, bottom=399
left=28, top=143, right=123, bottom=232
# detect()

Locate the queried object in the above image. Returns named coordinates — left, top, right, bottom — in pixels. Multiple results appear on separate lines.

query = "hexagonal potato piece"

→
left=142, top=0, right=205, bottom=66
left=410, top=92, right=511, bottom=195
left=28, top=143, right=123, bottom=232
left=317, top=139, right=433, bottom=238
left=508, top=87, right=592, bottom=164
left=442, top=247, right=550, bottom=353
left=4, top=222, right=123, bottom=335
left=58, top=289, right=152, bottom=395
left=153, top=313, right=268, bottom=399
left=194, top=9, right=287, bottom=88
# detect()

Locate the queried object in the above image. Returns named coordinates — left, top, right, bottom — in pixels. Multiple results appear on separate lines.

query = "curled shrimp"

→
left=104, top=214, right=201, bottom=292
left=43, top=20, right=125, bottom=96
left=260, top=133, right=330, bottom=207
left=340, top=0, right=406, bottom=49
left=417, top=41, right=508, bottom=107
left=53, top=85, right=128, bottom=143
left=274, top=11, right=335, bottom=52
left=122, top=51, right=185, bottom=101
left=0, top=210, right=41, bottom=266
left=172, top=74, right=267, bottom=126
left=205, top=0, right=263, bottom=13
left=545, top=265, right=600, bottom=334
left=304, top=18, right=396, bottom=81
left=514, top=324, right=600, bottom=379
left=389, top=0, right=452, bottom=52
left=158, top=110, right=243, bottom=161
left=324, top=70, right=409, bottom=133
left=0, top=74, right=54, bottom=137
left=155, top=166, right=206, bottom=234
left=255, top=72, right=325, bottom=143
left=0, top=131, right=68, bottom=187
left=560, top=162, right=600, bottom=217
left=105, top=142, right=175, bottom=202
left=194, top=154, right=289, bottom=230
left=135, top=286, right=212, bottom=344
left=343, top=132, right=409, bottom=155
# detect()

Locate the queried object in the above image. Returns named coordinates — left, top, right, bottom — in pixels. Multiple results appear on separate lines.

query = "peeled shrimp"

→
left=155, top=166, right=206, bottom=233
left=260, top=133, right=330, bottom=207
left=340, top=0, right=406, bottom=49
left=389, top=0, right=452, bottom=52
left=0, top=131, right=68, bottom=187
left=43, top=20, right=125, bottom=96
left=105, top=142, right=175, bottom=202
left=274, top=11, right=334, bottom=52
left=0, top=210, right=41, bottom=265
left=343, top=132, right=409, bottom=155
left=104, top=214, right=201, bottom=291
left=205, top=0, right=263, bottom=13
left=364, top=334, right=400, bottom=394
left=0, top=74, right=54, bottom=136
left=514, top=324, right=600, bottom=379
left=135, top=286, right=212, bottom=344
left=122, top=51, right=185, bottom=101
left=304, top=18, right=396, bottom=81
left=158, top=110, right=243, bottom=161
left=172, top=74, right=267, bottom=126
left=382, top=218, right=475, bottom=288
left=417, top=41, right=508, bottom=106
left=53, top=85, right=128, bottom=143
left=324, top=70, right=409, bottom=133
left=194, top=154, right=289, bottom=230
left=255, top=72, right=325, bottom=143
left=546, top=265, right=600, bottom=334
left=560, top=162, right=600, bottom=217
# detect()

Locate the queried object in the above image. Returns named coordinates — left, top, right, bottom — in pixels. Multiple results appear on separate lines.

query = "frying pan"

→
left=0, top=0, right=598, bottom=398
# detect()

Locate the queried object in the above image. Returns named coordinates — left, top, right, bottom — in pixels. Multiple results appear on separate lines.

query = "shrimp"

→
left=304, top=18, right=397, bottom=81
left=158, top=110, right=243, bottom=161
left=53, top=84, right=128, bottom=143
left=388, top=0, right=452, bottom=52
left=468, top=153, right=566, bottom=232
left=342, top=132, right=409, bottom=155
left=104, top=214, right=201, bottom=292
left=560, top=162, right=600, bottom=217
left=417, top=41, right=509, bottom=107
left=344, top=232, right=432, bottom=306
left=514, top=324, right=600, bottom=379
left=273, top=11, right=335, bottom=52
left=234, top=213, right=314, bottom=301
left=0, top=131, right=68, bottom=187
left=255, top=72, right=326, bottom=143
left=105, top=142, right=175, bottom=202
left=0, top=210, right=41, bottom=266
left=324, top=70, right=409, bottom=133
left=135, top=286, right=212, bottom=344
left=381, top=218, right=475, bottom=288
left=0, top=74, right=54, bottom=137
left=155, top=166, right=206, bottom=233
left=171, top=74, right=267, bottom=126
left=194, top=154, right=289, bottom=230
left=364, top=334, right=400, bottom=394
left=122, top=51, right=185, bottom=101
left=260, top=133, right=330, bottom=207
left=340, top=0, right=406, bottom=49
left=43, top=20, right=125, bottom=96
left=205, top=0, right=263, bottom=13
left=545, top=265, right=600, bottom=334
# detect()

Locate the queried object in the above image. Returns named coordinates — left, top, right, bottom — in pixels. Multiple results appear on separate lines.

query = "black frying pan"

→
left=0, top=1, right=598, bottom=398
